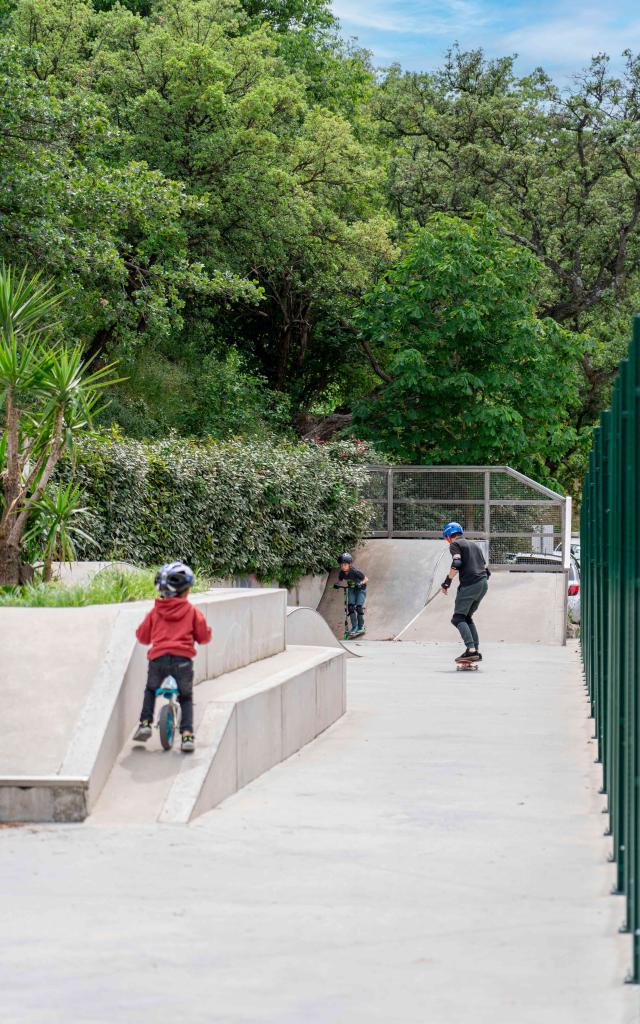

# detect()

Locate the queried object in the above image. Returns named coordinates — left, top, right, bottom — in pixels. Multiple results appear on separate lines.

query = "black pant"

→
left=140, top=654, right=194, bottom=733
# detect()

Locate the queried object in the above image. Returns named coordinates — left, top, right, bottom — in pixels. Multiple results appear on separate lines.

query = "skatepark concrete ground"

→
left=1, top=642, right=638, bottom=1024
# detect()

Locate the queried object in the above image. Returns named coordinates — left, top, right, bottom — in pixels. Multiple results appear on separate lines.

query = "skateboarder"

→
left=440, top=523, right=490, bottom=664
left=334, top=552, right=368, bottom=638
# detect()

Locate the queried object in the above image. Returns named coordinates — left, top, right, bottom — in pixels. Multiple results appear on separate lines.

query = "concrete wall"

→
left=211, top=575, right=328, bottom=609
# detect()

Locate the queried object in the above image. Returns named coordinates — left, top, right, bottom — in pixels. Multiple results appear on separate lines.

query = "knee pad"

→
left=451, top=612, right=467, bottom=628
left=348, top=603, right=356, bottom=615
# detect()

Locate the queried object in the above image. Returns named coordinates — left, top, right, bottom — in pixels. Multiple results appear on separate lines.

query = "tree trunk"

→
left=0, top=541, right=22, bottom=586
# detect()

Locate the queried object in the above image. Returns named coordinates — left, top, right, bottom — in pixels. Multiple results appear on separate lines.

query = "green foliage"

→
left=0, top=264, right=122, bottom=582
left=23, top=482, right=97, bottom=577
left=353, top=213, right=590, bottom=488
left=5, top=0, right=391, bottom=407
left=58, top=435, right=376, bottom=584
left=101, top=348, right=291, bottom=439
left=0, top=37, right=257, bottom=361
left=0, top=566, right=173, bottom=605
left=2, top=0, right=637, bottom=474
left=375, top=48, right=640, bottom=421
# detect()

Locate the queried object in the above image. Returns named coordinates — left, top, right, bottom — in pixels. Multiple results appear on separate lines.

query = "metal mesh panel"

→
left=393, top=471, right=484, bottom=500
left=364, top=466, right=567, bottom=569
left=369, top=503, right=387, bottom=533
left=490, top=474, right=555, bottom=501
left=364, top=470, right=388, bottom=500
left=489, top=536, right=563, bottom=565
left=490, top=503, right=562, bottom=534
left=392, top=502, right=485, bottom=533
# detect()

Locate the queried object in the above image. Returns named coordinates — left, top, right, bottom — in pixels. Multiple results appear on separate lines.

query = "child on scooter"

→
left=334, top=552, right=368, bottom=638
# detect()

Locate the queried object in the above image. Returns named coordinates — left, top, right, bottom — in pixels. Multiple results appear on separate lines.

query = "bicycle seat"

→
left=155, top=674, right=179, bottom=697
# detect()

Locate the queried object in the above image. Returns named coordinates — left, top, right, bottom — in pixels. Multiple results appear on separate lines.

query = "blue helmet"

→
left=155, top=561, right=194, bottom=597
left=443, top=522, right=464, bottom=538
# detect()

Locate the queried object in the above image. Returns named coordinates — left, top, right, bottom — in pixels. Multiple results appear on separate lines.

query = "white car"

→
left=509, top=551, right=581, bottom=623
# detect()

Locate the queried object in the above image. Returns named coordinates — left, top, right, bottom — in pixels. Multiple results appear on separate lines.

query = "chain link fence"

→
left=364, top=465, right=571, bottom=571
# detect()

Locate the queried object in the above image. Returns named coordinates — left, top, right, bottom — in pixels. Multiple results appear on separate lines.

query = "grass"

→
left=0, top=567, right=210, bottom=607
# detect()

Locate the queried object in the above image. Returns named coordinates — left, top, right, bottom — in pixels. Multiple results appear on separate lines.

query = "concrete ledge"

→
left=158, top=646, right=346, bottom=824
left=0, top=778, right=88, bottom=823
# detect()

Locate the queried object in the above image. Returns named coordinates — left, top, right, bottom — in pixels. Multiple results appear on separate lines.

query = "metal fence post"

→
left=484, top=470, right=491, bottom=560
left=386, top=467, right=394, bottom=538
left=561, top=496, right=571, bottom=647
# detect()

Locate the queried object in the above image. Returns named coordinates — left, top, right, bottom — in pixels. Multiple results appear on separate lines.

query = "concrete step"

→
left=90, top=645, right=346, bottom=825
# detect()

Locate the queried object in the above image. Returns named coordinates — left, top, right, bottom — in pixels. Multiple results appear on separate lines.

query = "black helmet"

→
left=338, top=552, right=353, bottom=564
left=154, top=561, right=195, bottom=597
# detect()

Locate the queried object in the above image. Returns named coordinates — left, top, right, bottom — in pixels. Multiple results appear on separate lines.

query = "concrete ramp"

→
left=318, top=538, right=448, bottom=640
left=91, top=645, right=345, bottom=825
left=399, top=571, right=567, bottom=645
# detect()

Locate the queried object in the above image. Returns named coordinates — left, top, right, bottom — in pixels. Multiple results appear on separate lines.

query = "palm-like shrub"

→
left=0, top=265, right=117, bottom=584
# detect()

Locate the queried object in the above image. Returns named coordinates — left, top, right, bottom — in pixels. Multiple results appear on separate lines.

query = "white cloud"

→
left=497, top=15, right=640, bottom=66
left=332, top=0, right=486, bottom=36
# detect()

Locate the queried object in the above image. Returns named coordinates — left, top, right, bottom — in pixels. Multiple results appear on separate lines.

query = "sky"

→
left=331, top=0, right=640, bottom=79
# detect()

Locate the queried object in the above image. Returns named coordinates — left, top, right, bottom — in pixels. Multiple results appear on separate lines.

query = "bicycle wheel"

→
left=158, top=704, right=175, bottom=750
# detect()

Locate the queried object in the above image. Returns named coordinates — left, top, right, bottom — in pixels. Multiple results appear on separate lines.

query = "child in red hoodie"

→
left=133, top=562, right=212, bottom=752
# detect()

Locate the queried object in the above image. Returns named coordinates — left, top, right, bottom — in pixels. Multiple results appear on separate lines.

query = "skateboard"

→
left=456, top=661, right=479, bottom=672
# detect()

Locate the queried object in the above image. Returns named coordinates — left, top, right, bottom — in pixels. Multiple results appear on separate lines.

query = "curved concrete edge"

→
left=1, top=588, right=287, bottom=823
left=286, top=606, right=359, bottom=658
left=159, top=647, right=346, bottom=824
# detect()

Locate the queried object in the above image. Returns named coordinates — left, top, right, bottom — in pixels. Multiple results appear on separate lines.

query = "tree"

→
left=7, top=0, right=392, bottom=409
left=375, top=48, right=640, bottom=423
left=0, top=265, right=117, bottom=584
left=352, top=213, right=589, bottom=488
left=0, top=38, right=256, bottom=366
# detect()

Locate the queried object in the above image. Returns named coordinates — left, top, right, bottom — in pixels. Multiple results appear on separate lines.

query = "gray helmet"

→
left=154, top=561, right=194, bottom=597
left=338, top=552, right=353, bottom=564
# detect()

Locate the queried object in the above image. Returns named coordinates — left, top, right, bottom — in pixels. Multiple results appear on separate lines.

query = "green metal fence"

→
left=581, top=315, right=640, bottom=983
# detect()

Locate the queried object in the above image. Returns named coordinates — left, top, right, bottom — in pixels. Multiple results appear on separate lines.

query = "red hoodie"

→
left=136, top=597, right=212, bottom=660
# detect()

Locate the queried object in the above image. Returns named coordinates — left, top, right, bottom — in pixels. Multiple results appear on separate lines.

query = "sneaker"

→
left=181, top=733, right=195, bottom=753
left=133, top=721, right=152, bottom=742
left=455, top=649, right=476, bottom=664
left=348, top=627, right=365, bottom=639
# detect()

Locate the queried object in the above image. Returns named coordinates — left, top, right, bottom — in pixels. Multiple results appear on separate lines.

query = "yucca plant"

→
left=0, top=264, right=119, bottom=585
left=24, top=482, right=97, bottom=581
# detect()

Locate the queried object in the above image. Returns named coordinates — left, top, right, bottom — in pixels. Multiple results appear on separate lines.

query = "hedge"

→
left=62, top=435, right=377, bottom=585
